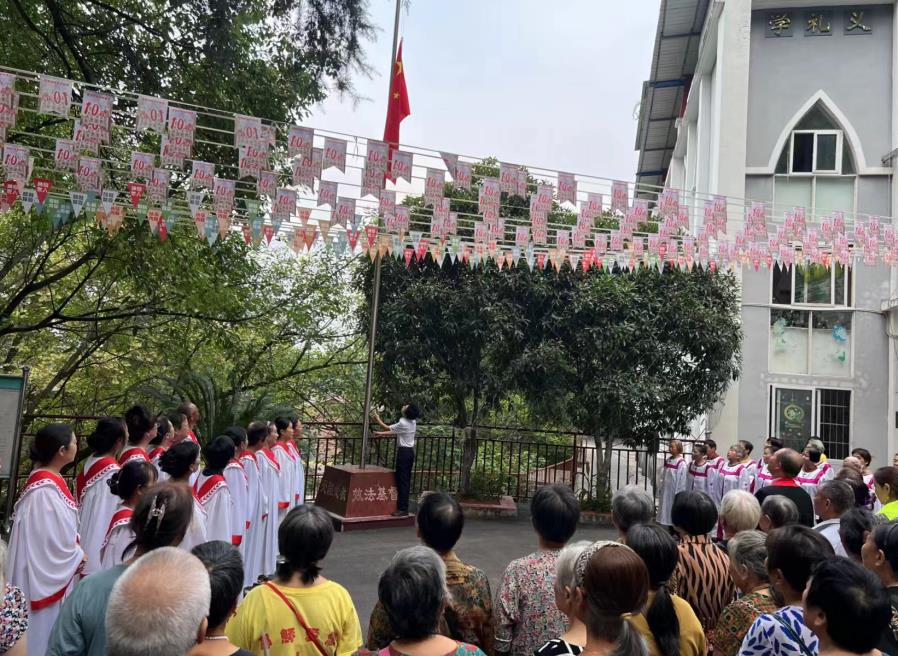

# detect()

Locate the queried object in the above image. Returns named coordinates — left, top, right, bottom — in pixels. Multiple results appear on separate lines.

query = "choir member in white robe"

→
left=657, top=439, right=687, bottom=526
left=194, top=436, right=236, bottom=545
left=290, top=417, right=305, bottom=505
left=704, top=438, right=725, bottom=473
left=687, top=442, right=717, bottom=497
left=258, top=423, right=283, bottom=577
left=159, top=440, right=207, bottom=551
left=76, top=417, right=125, bottom=577
left=222, top=427, right=250, bottom=550
left=798, top=447, right=835, bottom=513
left=99, top=460, right=157, bottom=570
left=8, top=424, right=85, bottom=656
left=272, top=418, right=296, bottom=518
left=738, top=439, right=759, bottom=492
left=754, top=439, right=784, bottom=493
left=241, top=422, right=270, bottom=587
left=147, top=415, right=175, bottom=480
left=119, top=404, right=158, bottom=467
left=714, top=443, right=753, bottom=506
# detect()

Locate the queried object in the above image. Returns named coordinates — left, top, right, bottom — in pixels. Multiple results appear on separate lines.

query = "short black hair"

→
left=840, top=507, right=875, bottom=560
left=151, top=416, right=173, bottom=447
left=124, top=405, right=155, bottom=443
left=766, top=525, right=833, bottom=593
left=806, top=447, right=822, bottom=464
left=417, top=492, right=464, bottom=554
left=87, top=417, right=127, bottom=455
left=671, top=491, right=718, bottom=536
left=403, top=403, right=421, bottom=420
left=871, top=521, right=898, bottom=573
left=739, top=439, right=754, bottom=455
left=530, top=484, right=580, bottom=545
left=191, top=541, right=244, bottom=630
left=767, top=437, right=784, bottom=450
left=806, top=558, right=890, bottom=653
left=246, top=421, right=268, bottom=447
left=203, top=436, right=235, bottom=471
left=273, top=416, right=292, bottom=434
left=704, top=438, right=717, bottom=450
left=222, top=426, right=247, bottom=450
left=30, top=423, right=74, bottom=465
left=851, top=447, right=872, bottom=466
left=277, top=505, right=334, bottom=583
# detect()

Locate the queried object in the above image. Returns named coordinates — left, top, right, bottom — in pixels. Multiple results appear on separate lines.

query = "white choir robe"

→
left=75, top=455, right=120, bottom=577
left=273, top=443, right=295, bottom=519
left=149, top=446, right=168, bottom=481
left=180, top=492, right=209, bottom=552
left=288, top=441, right=306, bottom=506
left=195, top=472, right=234, bottom=545
left=687, top=461, right=717, bottom=497
left=99, top=504, right=135, bottom=570
left=658, top=456, right=687, bottom=526
left=258, top=449, right=283, bottom=577
left=8, top=470, right=84, bottom=656
left=714, top=462, right=751, bottom=506
left=754, top=462, right=775, bottom=492
left=117, top=446, right=149, bottom=467
left=742, top=460, right=759, bottom=494
left=707, top=455, right=725, bottom=472
left=224, top=460, right=249, bottom=549
left=798, top=462, right=835, bottom=513
left=240, top=451, right=265, bottom=587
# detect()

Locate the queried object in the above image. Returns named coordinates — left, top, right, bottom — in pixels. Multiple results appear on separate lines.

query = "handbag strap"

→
left=771, top=612, right=815, bottom=656
left=263, top=582, right=330, bottom=656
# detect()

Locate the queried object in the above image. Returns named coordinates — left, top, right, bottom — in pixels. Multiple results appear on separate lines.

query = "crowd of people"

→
left=3, top=418, right=898, bottom=656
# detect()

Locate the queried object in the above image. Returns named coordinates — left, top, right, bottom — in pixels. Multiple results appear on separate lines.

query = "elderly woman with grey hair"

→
left=719, top=490, right=762, bottom=542
left=707, top=530, right=777, bottom=656
left=534, top=541, right=591, bottom=656
left=611, top=485, right=654, bottom=540
left=353, top=546, right=487, bottom=656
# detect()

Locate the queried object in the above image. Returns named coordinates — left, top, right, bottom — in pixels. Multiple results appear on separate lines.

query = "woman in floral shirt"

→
left=494, top=485, right=580, bottom=656
left=708, top=531, right=776, bottom=656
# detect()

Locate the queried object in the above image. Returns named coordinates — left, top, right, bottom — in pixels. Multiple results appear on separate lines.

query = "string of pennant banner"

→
left=0, top=64, right=895, bottom=272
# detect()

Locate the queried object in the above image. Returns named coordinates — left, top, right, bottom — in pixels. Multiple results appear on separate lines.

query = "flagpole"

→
left=360, top=0, right=402, bottom=471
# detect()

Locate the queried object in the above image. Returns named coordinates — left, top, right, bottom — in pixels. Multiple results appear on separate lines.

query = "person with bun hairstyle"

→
left=222, top=426, right=250, bottom=555
left=574, top=541, right=649, bottom=656
left=194, top=436, right=236, bottom=546
left=289, top=417, right=305, bottom=506
left=99, top=460, right=157, bottom=570
left=76, top=417, right=126, bottom=577
left=47, top=482, right=194, bottom=656
left=119, top=405, right=157, bottom=466
left=240, top=421, right=268, bottom=588
left=160, top=440, right=207, bottom=551
left=7, top=424, right=83, bottom=656
left=255, top=421, right=283, bottom=577
left=148, top=415, right=173, bottom=471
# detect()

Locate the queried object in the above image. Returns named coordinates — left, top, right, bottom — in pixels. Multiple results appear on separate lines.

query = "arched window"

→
left=773, top=101, right=856, bottom=217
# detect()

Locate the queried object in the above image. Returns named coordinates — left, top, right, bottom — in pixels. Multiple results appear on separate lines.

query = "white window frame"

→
left=770, top=262, right=852, bottom=308
left=789, top=129, right=843, bottom=175
left=767, top=308, right=854, bottom=378
left=767, top=384, right=852, bottom=447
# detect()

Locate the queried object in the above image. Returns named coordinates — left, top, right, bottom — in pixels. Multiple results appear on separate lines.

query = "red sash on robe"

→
left=102, top=507, right=133, bottom=546
left=148, top=447, right=167, bottom=461
left=193, top=474, right=227, bottom=506
left=118, top=447, right=149, bottom=466
left=75, top=456, right=119, bottom=504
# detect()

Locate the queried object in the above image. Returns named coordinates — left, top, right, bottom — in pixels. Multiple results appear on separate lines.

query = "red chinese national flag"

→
left=384, top=40, right=410, bottom=174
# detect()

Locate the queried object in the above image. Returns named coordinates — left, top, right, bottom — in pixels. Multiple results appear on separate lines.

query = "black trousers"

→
left=395, top=446, right=415, bottom=512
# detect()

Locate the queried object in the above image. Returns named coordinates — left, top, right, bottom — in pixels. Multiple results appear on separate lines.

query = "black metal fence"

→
left=7, top=414, right=698, bottom=519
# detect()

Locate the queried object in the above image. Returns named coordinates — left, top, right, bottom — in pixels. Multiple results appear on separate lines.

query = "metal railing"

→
left=7, top=414, right=704, bottom=519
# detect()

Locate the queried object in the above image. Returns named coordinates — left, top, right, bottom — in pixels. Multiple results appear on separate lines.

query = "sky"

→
left=305, top=0, right=661, bottom=184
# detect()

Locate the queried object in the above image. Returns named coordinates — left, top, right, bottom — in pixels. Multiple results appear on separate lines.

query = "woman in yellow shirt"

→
left=227, top=505, right=363, bottom=656
left=874, top=466, right=898, bottom=521
left=625, top=523, right=706, bottom=656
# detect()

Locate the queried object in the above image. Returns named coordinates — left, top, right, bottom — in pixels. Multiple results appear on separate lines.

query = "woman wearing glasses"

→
left=861, top=520, right=898, bottom=654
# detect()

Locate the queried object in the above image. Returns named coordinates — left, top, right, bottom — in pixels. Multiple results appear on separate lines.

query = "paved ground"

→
left=324, top=518, right=617, bottom=635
